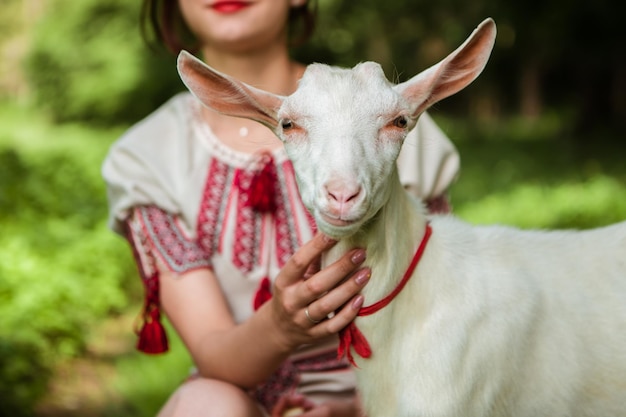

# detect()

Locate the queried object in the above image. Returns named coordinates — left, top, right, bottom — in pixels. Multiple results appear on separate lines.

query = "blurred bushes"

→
left=22, top=0, right=626, bottom=129
left=24, top=0, right=183, bottom=125
left=0, top=110, right=137, bottom=415
left=0, top=338, right=50, bottom=417
left=456, top=176, right=626, bottom=229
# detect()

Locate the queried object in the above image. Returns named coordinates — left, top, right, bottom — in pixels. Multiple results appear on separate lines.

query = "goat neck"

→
left=322, top=167, right=429, bottom=303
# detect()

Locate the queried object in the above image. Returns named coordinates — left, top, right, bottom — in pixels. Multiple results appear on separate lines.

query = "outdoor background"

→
left=1, top=0, right=625, bottom=416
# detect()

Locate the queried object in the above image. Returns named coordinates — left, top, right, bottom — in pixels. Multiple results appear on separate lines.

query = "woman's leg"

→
left=157, top=377, right=266, bottom=417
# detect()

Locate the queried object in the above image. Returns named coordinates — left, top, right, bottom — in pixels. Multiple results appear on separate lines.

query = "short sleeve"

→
left=126, top=205, right=212, bottom=276
left=102, top=93, right=208, bottom=237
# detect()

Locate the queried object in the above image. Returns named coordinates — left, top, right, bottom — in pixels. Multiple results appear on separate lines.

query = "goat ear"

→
left=396, top=18, right=496, bottom=117
left=177, top=51, right=283, bottom=129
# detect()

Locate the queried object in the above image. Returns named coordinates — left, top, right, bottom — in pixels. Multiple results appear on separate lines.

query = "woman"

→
left=102, top=1, right=459, bottom=416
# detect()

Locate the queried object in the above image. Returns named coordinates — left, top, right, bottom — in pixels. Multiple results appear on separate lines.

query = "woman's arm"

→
left=160, top=232, right=370, bottom=388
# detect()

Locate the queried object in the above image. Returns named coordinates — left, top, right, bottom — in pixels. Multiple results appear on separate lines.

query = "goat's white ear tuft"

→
left=176, top=51, right=284, bottom=129
left=396, top=18, right=497, bottom=117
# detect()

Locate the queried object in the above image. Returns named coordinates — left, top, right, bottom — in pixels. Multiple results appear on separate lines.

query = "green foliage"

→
left=0, top=105, right=137, bottom=415
left=456, top=176, right=626, bottom=229
left=25, top=0, right=183, bottom=125
left=0, top=338, right=50, bottom=417
left=444, top=115, right=626, bottom=201
left=0, top=0, right=22, bottom=40
left=444, top=115, right=626, bottom=228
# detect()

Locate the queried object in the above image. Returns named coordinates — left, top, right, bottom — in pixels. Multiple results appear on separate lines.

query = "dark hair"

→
left=140, top=0, right=318, bottom=55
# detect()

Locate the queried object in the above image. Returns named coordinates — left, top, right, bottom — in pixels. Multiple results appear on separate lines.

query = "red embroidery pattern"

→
left=197, top=158, right=232, bottom=259
left=248, top=360, right=300, bottom=413
left=195, top=155, right=317, bottom=280
left=233, top=169, right=261, bottom=272
left=274, top=161, right=299, bottom=267
left=137, top=206, right=211, bottom=273
left=248, top=349, right=350, bottom=413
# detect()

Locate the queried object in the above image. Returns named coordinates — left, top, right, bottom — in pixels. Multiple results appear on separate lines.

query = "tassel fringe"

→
left=248, top=154, right=278, bottom=213
left=137, top=307, right=169, bottom=354
left=136, top=273, right=169, bottom=354
left=338, top=322, right=372, bottom=367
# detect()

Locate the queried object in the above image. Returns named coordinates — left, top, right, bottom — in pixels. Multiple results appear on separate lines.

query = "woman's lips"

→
left=211, top=1, right=251, bottom=13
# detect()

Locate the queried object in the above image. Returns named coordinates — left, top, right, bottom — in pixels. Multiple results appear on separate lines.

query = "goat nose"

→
left=325, top=184, right=362, bottom=205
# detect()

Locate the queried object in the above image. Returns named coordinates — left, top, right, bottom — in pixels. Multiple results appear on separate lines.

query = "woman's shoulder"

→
left=101, top=92, right=205, bottom=234
left=102, top=91, right=203, bottom=198
left=116, top=92, right=195, bottom=149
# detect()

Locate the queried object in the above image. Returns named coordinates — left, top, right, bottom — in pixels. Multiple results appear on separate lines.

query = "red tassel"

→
left=136, top=273, right=169, bottom=354
left=137, top=307, right=169, bottom=354
left=253, top=277, right=273, bottom=310
left=338, top=322, right=372, bottom=367
left=248, top=154, right=278, bottom=213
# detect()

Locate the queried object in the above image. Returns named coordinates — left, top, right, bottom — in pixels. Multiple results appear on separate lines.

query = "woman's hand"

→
left=267, top=232, right=371, bottom=351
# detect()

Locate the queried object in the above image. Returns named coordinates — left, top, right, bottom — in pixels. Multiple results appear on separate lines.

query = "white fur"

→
left=178, top=18, right=626, bottom=417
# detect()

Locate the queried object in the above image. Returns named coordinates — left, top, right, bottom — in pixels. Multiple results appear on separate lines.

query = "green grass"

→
left=440, top=114, right=626, bottom=228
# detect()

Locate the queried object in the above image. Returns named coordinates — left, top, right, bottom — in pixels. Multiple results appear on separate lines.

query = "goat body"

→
left=178, top=18, right=626, bottom=417
left=325, top=170, right=626, bottom=417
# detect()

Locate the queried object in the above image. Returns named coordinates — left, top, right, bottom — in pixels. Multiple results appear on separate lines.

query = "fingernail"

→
left=355, top=269, right=371, bottom=285
left=352, top=295, right=364, bottom=310
left=351, top=249, right=366, bottom=264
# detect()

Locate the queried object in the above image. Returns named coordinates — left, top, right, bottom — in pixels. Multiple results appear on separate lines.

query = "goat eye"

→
left=393, top=116, right=408, bottom=128
left=281, top=119, right=294, bottom=130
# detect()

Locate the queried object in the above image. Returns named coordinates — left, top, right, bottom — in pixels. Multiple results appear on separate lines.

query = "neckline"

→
left=187, top=94, right=288, bottom=169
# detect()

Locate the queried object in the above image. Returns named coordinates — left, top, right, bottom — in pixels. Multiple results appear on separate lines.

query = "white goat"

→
left=178, top=18, right=626, bottom=417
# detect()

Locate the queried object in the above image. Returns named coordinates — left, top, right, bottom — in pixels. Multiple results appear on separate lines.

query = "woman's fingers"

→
left=269, top=233, right=371, bottom=345
left=311, top=294, right=365, bottom=336
left=297, top=248, right=367, bottom=303
left=303, top=267, right=370, bottom=325
left=276, top=233, right=337, bottom=287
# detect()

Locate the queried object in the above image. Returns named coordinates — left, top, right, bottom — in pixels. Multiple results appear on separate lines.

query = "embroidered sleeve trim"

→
left=134, top=206, right=212, bottom=274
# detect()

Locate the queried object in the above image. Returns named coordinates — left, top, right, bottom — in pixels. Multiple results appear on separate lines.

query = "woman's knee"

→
left=157, top=377, right=264, bottom=417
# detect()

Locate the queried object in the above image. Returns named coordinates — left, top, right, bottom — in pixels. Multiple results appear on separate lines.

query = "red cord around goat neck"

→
left=338, top=223, right=433, bottom=366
